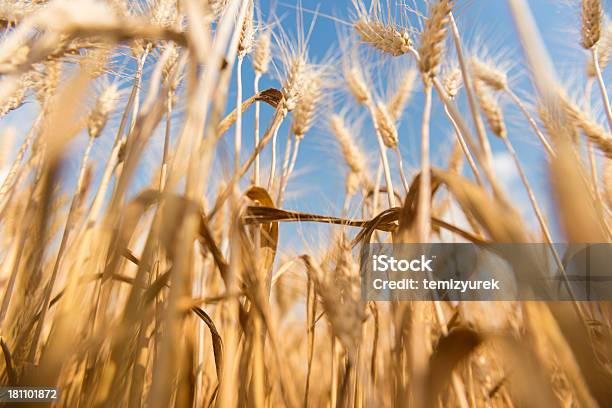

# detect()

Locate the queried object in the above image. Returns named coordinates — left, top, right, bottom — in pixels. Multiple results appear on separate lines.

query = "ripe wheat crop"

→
left=0, top=0, right=611, bottom=407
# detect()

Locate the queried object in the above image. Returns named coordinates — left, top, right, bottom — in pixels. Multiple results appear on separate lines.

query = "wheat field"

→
left=0, top=0, right=611, bottom=406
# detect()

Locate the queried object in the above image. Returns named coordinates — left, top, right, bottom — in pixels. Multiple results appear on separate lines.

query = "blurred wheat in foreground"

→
left=0, top=0, right=611, bottom=407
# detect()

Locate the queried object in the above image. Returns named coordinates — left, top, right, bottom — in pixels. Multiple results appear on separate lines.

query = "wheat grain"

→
left=281, top=55, right=307, bottom=112
left=238, top=0, right=254, bottom=57
left=345, top=66, right=370, bottom=105
left=206, top=0, right=228, bottom=19
left=354, top=17, right=412, bottom=57
left=253, top=29, right=271, bottom=75
left=442, top=67, right=462, bottom=98
left=87, top=84, right=118, bottom=138
left=388, top=68, right=417, bottom=120
left=33, top=60, right=61, bottom=105
left=0, top=72, right=30, bottom=117
left=582, top=0, right=602, bottom=49
left=475, top=80, right=506, bottom=138
left=330, top=114, right=365, bottom=176
left=470, top=58, right=507, bottom=92
left=587, top=18, right=611, bottom=76
left=373, top=102, right=398, bottom=149
left=418, top=0, right=453, bottom=77
left=162, top=45, right=179, bottom=86
left=291, top=73, right=322, bottom=139
left=562, top=96, right=612, bottom=158
left=448, top=139, right=464, bottom=175
left=151, top=0, right=177, bottom=28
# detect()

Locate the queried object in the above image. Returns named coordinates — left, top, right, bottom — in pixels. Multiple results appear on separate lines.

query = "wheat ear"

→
left=562, top=97, right=612, bottom=158
left=582, top=0, right=602, bottom=50
left=418, top=0, right=453, bottom=77
left=354, top=17, right=412, bottom=56
left=587, top=20, right=611, bottom=77
left=388, top=69, right=417, bottom=121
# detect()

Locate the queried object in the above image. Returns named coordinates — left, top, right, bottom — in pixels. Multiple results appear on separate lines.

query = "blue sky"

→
left=233, top=0, right=611, bottom=247
left=1, top=0, right=610, bottom=249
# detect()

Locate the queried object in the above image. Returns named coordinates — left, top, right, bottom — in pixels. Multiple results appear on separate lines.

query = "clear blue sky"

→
left=228, top=0, right=610, bottom=247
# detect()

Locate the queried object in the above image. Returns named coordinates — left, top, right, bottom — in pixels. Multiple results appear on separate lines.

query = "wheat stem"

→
left=160, top=91, right=173, bottom=191
left=592, top=47, right=612, bottom=131
left=449, top=13, right=494, bottom=173
left=417, top=84, right=433, bottom=241
left=85, top=49, right=149, bottom=228
left=443, top=104, right=484, bottom=186
left=505, top=89, right=555, bottom=158
left=367, top=103, right=396, bottom=208
left=210, top=107, right=287, bottom=218
left=502, top=135, right=579, bottom=304
left=253, top=73, right=262, bottom=185
left=277, top=129, right=295, bottom=204
left=0, top=112, right=43, bottom=216
left=279, top=137, right=301, bottom=206
left=410, top=45, right=503, bottom=198
left=431, top=76, right=509, bottom=202
left=586, top=141, right=612, bottom=236
left=393, top=148, right=410, bottom=194
left=28, top=134, right=96, bottom=362
left=235, top=56, right=244, bottom=175
left=267, top=123, right=281, bottom=192
left=372, top=162, right=382, bottom=218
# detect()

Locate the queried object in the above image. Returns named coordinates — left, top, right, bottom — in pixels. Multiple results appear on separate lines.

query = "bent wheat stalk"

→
left=449, top=12, right=494, bottom=173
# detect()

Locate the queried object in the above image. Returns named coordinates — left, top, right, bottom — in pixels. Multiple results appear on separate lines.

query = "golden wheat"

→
left=0, top=2, right=609, bottom=407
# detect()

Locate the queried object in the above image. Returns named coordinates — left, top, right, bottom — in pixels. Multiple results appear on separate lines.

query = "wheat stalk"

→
left=1, top=2, right=612, bottom=407
left=604, top=159, right=612, bottom=209
left=441, top=67, right=485, bottom=186
left=447, top=13, right=496, bottom=182
left=252, top=28, right=271, bottom=185
left=87, top=84, right=118, bottom=139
